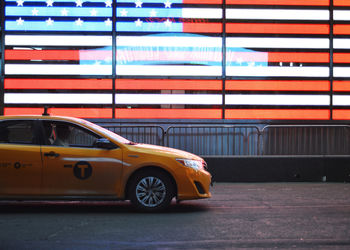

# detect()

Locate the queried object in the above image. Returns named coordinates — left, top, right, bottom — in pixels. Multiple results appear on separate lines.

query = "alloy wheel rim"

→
left=136, top=176, right=166, bottom=207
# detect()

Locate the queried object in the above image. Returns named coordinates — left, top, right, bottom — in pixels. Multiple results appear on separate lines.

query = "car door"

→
left=40, top=120, right=123, bottom=197
left=0, top=120, right=42, bottom=195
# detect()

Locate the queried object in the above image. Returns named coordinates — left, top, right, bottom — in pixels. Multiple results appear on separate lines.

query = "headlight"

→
left=176, top=159, right=204, bottom=171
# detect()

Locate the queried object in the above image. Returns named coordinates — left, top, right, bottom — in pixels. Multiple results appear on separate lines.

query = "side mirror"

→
left=94, top=138, right=117, bottom=150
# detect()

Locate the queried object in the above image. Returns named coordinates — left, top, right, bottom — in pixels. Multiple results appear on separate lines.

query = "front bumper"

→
left=176, top=168, right=212, bottom=201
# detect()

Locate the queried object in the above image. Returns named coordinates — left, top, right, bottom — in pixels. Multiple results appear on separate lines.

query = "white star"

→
left=46, top=0, right=54, bottom=7
left=17, top=0, right=24, bottom=6
left=61, top=8, right=68, bottom=16
left=16, top=17, right=24, bottom=25
left=76, top=0, right=83, bottom=7
left=236, top=57, right=243, bottom=65
left=150, top=9, right=157, bottom=17
left=279, top=62, right=283, bottom=67
left=46, top=18, right=54, bottom=26
left=105, top=18, right=112, bottom=26
left=135, top=18, right=143, bottom=27
left=135, top=0, right=142, bottom=8
left=164, top=0, right=172, bottom=8
left=104, top=57, right=112, bottom=63
left=94, top=61, right=101, bottom=65
left=120, top=9, right=128, bottom=16
left=164, top=18, right=172, bottom=27
left=75, top=18, right=84, bottom=26
left=90, top=8, right=98, bottom=16
left=248, top=62, right=255, bottom=67
left=32, top=8, right=39, bottom=16
left=105, top=0, right=112, bottom=7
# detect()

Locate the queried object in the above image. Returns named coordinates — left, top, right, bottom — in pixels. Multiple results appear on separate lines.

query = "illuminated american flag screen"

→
left=2, top=0, right=350, bottom=120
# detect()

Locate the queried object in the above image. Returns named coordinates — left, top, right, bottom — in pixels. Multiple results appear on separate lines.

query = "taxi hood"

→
left=128, top=143, right=203, bottom=160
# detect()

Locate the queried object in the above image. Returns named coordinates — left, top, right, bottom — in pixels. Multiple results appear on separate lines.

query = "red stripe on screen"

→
left=183, top=23, right=222, bottom=33
left=115, top=108, right=222, bottom=119
left=183, top=0, right=222, bottom=3
left=226, top=0, right=329, bottom=6
left=334, top=53, right=350, bottom=63
left=6, top=50, right=329, bottom=63
left=334, top=0, right=350, bottom=6
left=116, top=79, right=222, bottom=90
left=334, top=25, right=350, bottom=35
left=333, top=81, right=350, bottom=92
left=268, top=52, right=329, bottom=63
left=4, top=79, right=112, bottom=90
left=4, top=108, right=112, bottom=118
left=333, top=110, right=350, bottom=120
left=226, top=80, right=330, bottom=92
left=225, top=109, right=330, bottom=120
left=5, top=50, right=111, bottom=61
left=226, top=23, right=329, bottom=35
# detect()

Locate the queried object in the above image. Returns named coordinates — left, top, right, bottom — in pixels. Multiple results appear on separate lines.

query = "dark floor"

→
left=1, top=183, right=350, bottom=249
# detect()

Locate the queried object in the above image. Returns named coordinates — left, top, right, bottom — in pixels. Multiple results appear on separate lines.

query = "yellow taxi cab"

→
left=0, top=114, right=211, bottom=211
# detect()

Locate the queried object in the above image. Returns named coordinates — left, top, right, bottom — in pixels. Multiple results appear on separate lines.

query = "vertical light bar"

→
left=330, top=0, right=334, bottom=120
left=222, top=0, right=226, bottom=119
left=0, top=0, right=4, bottom=115
left=112, top=0, right=117, bottom=118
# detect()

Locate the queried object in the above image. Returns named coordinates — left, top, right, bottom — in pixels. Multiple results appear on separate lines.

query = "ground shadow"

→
left=0, top=200, right=210, bottom=214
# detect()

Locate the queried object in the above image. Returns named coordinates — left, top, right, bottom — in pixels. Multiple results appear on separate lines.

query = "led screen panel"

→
left=114, top=0, right=223, bottom=118
left=1, top=0, right=340, bottom=120
left=333, top=0, right=350, bottom=120
left=225, top=0, right=331, bottom=120
left=4, top=0, right=113, bottom=117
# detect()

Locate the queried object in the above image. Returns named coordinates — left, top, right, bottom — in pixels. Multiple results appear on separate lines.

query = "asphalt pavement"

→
left=1, top=183, right=350, bottom=249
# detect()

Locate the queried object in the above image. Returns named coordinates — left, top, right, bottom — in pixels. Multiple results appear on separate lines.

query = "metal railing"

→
left=102, top=124, right=350, bottom=156
left=261, top=125, right=350, bottom=155
left=103, top=125, right=165, bottom=146
left=165, top=126, right=260, bottom=156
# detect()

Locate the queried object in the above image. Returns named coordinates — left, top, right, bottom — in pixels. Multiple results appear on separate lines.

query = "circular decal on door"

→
left=14, top=162, right=21, bottom=169
left=73, top=161, right=92, bottom=180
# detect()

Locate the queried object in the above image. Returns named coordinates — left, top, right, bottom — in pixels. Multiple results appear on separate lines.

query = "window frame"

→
left=39, top=119, right=114, bottom=149
left=0, top=119, right=41, bottom=145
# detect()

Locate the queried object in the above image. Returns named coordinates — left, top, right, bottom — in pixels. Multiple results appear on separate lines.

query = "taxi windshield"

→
left=80, top=119, right=133, bottom=145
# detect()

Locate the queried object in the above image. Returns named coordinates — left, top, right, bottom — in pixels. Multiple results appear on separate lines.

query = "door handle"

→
left=44, top=151, right=60, bottom=158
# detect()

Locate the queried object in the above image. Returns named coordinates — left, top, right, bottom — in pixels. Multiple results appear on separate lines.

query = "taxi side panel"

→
left=41, top=146, right=124, bottom=196
left=0, top=144, right=42, bottom=195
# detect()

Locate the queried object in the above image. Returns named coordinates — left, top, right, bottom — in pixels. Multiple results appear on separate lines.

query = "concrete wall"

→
left=204, top=156, right=350, bottom=182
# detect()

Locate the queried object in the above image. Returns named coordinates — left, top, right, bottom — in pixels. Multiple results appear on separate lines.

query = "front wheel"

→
left=129, top=170, right=175, bottom=212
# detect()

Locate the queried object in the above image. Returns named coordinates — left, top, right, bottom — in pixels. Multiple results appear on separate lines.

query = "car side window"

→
left=0, top=120, right=36, bottom=145
left=43, top=121, right=101, bottom=148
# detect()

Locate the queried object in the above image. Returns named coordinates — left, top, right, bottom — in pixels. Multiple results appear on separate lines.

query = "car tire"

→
left=129, top=170, right=175, bottom=212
